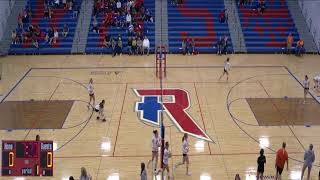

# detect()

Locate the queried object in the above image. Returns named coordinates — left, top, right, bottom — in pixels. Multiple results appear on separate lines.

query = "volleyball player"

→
left=174, top=133, right=191, bottom=176
left=303, top=75, right=310, bottom=104
left=313, top=74, right=320, bottom=90
left=95, top=100, right=106, bottom=122
left=147, top=130, right=161, bottom=172
left=219, top=57, right=231, bottom=81
left=87, top=78, right=95, bottom=109
left=156, top=142, right=171, bottom=180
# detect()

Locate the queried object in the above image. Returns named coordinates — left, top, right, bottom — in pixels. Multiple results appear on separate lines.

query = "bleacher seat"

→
left=237, top=0, right=300, bottom=53
left=168, top=0, right=233, bottom=53
left=9, top=0, right=82, bottom=55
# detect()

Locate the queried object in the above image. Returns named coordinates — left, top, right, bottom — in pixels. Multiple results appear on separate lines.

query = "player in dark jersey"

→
left=257, top=149, right=266, bottom=180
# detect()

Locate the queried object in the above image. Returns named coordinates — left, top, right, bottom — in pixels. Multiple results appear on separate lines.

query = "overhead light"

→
left=194, top=140, right=205, bottom=152
left=101, top=137, right=111, bottom=152
left=200, top=173, right=211, bottom=180
left=259, top=136, right=270, bottom=148
left=107, top=173, right=119, bottom=180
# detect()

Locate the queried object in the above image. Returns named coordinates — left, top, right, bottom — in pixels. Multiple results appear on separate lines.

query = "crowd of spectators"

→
left=181, top=37, right=196, bottom=55
left=216, top=35, right=229, bottom=55
left=238, top=0, right=266, bottom=15
left=92, top=0, right=153, bottom=55
left=12, top=0, right=76, bottom=48
left=286, top=33, right=305, bottom=56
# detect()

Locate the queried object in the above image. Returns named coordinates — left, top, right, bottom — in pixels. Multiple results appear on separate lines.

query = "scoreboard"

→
left=1, top=141, right=53, bottom=176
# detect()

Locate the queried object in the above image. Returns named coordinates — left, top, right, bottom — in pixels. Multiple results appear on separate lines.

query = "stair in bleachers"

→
left=9, top=0, right=82, bottom=54
left=168, top=0, right=233, bottom=53
left=237, top=0, right=300, bottom=53
left=85, top=0, right=155, bottom=54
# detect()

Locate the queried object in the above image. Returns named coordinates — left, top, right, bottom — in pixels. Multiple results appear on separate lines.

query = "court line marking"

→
left=226, top=73, right=320, bottom=168
left=2, top=66, right=319, bottom=163
left=193, top=83, right=212, bottom=154
left=54, top=151, right=305, bottom=159
left=0, top=68, right=32, bottom=103
left=23, top=82, right=61, bottom=140
left=258, top=80, right=306, bottom=151
left=112, top=83, right=128, bottom=156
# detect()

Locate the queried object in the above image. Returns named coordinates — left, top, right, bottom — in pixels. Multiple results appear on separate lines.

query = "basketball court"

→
left=0, top=54, right=319, bottom=180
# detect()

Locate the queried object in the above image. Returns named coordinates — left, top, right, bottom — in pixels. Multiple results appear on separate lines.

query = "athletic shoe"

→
left=102, top=119, right=106, bottom=122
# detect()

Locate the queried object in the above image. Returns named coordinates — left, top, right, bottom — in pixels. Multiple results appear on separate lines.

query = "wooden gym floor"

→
left=0, top=54, right=320, bottom=180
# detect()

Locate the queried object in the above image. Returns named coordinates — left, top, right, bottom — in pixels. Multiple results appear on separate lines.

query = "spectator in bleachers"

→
left=219, top=10, right=227, bottom=23
left=191, top=38, right=196, bottom=55
left=126, top=13, right=132, bottom=26
left=11, top=30, right=17, bottom=44
left=143, top=36, right=150, bottom=55
left=54, top=0, right=60, bottom=8
left=49, top=7, right=53, bottom=19
left=132, top=37, right=137, bottom=55
left=286, top=33, right=293, bottom=54
left=128, top=23, right=134, bottom=36
left=104, top=35, right=111, bottom=48
left=296, top=39, right=304, bottom=56
left=62, top=0, right=67, bottom=8
left=182, top=39, right=187, bottom=55
left=127, top=36, right=133, bottom=55
left=187, top=38, right=192, bottom=55
left=44, top=7, right=49, bottom=19
left=18, top=13, right=23, bottom=29
left=53, top=29, right=59, bottom=44
left=73, top=5, right=79, bottom=19
left=117, top=36, right=123, bottom=55
left=48, top=27, right=54, bottom=44
left=111, top=37, right=116, bottom=57
left=32, top=38, right=39, bottom=49
left=116, top=0, right=122, bottom=12
left=92, top=18, right=99, bottom=33
left=136, top=37, right=143, bottom=55
left=216, top=36, right=223, bottom=55
left=260, top=0, right=266, bottom=14
left=62, top=24, right=69, bottom=38
left=144, top=9, right=153, bottom=23
left=223, top=35, right=228, bottom=55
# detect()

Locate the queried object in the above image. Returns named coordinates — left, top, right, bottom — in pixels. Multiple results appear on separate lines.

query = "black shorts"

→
left=257, top=166, right=264, bottom=173
left=183, top=154, right=187, bottom=157
left=304, top=88, right=309, bottom=90
left=224, top=69, right=228, bottom=73
left=94, top=108, right=99, bottom=112
left=89, top=93, right=94, bottom=97
left=277, top=166, right=283, bottom=175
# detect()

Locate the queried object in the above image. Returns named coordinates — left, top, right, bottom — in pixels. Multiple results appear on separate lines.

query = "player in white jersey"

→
left=156, top=142, right=171, bottom=180
left=219, top=58, right=231, bottom=81
left=313, top=74, right=320, bottom=90
left=174, top=133, right=191, bottom=176
left=87, top=78, right=95, bottom=109
left=147, top=130, right=161, bottom=171
left=303, top=75, right=310, bottom=104
left=94, top=100, right=106, bottom=122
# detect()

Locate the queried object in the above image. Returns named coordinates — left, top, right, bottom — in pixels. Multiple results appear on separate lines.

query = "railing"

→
left=299, top=0, right=320, bottom=52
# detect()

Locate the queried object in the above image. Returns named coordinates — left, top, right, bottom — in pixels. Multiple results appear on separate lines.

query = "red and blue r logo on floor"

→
left=134, top=88, right=213, bottom=142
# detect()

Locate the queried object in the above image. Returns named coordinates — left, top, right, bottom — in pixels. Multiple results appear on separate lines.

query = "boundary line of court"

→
left=54, top=151, right=305, bottom=159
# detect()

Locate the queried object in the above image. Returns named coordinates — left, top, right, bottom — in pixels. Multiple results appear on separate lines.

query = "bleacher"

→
left=237, top=0, right=300, bottom=53
left=85, top=0, right=155, bottom=54
left=9, top=0, right=82, bottom=55
left=168, top=0, right=233, bottom=53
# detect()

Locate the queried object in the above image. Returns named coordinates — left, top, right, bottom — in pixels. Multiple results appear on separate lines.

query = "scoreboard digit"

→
left=1, top=141, right=53, bottom=176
